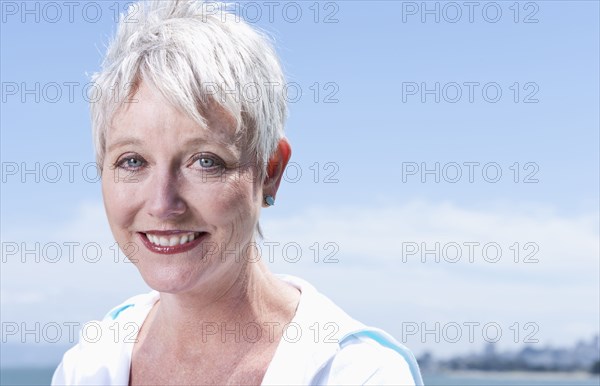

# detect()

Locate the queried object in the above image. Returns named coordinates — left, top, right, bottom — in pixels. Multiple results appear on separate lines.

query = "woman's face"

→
left=101, top=82, right=263, bottom=294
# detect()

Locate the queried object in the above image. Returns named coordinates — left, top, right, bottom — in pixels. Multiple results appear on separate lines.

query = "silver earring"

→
left=264, top=195, right=275, bottom=206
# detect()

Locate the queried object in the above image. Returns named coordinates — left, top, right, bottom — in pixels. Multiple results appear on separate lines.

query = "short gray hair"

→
left=91, top=0, right=287, bottom=174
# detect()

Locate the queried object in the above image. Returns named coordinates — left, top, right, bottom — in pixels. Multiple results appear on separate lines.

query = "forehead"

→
left=107, top=82, right=240, bottom=151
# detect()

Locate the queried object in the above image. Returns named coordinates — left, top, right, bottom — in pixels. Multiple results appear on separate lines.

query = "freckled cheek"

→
left=101, top=174, right=141, bottom=235
left=194, top=178, right=259, bottom=230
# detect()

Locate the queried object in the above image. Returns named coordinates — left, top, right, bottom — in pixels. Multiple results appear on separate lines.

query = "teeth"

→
left=179, top=235, right=189, bottom=245
left=145, top=232, right=200, bottom=247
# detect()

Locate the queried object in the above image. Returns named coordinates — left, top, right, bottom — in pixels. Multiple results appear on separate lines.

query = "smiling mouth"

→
left=138, top=231, right=207, bottom=255
left=144, top=231, right=202, bottom=247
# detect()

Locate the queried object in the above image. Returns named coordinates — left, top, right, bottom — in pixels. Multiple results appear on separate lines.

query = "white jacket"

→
left=52, top=275, right=423, bottom=385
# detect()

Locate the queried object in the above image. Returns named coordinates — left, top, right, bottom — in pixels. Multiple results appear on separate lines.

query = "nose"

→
left=146, top=168, right=187, bottom=221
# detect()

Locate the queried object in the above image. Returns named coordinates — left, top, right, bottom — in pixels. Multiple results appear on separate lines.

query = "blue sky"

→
left=1, top=0, right=599, bottom=365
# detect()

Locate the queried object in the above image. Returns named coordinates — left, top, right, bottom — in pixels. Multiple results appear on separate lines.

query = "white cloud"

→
left=263, top=200, right=598, bottom=276
left=261, top=200, right=599, bottom=356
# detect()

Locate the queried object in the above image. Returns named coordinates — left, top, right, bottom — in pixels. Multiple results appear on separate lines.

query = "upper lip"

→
left=141, top=230, right=203, bottom=235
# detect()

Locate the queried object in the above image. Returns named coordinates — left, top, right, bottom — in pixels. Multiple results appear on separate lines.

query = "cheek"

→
left=101, top=172, right=139, bottom=234
left=197, top=172, right=260, bottom=233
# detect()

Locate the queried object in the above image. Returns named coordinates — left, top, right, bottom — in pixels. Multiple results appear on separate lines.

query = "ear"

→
left=262, top=138, right=292, bottom=206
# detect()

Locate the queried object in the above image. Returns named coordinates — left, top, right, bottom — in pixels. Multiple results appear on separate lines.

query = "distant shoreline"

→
left=430, top=370, right=600, bottom=380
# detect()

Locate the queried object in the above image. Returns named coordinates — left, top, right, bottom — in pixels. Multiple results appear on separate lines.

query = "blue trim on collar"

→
left=341, top=330, right=424, bottom=386
left=108, top=304, right=134, bottom=320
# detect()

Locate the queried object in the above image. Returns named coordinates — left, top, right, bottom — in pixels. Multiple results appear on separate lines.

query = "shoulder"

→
left=273, top=275, right=423, bottom=385
left=51, top=291, right=158, bottom=386
left=325, top=333, right=421, bottom=385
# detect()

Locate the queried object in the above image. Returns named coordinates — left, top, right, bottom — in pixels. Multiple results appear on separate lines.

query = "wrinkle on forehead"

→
left=107, top=81, right=245, bottom=157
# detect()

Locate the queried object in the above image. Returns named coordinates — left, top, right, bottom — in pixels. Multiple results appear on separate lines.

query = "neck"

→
left=148, top=260, right=299, bottom=351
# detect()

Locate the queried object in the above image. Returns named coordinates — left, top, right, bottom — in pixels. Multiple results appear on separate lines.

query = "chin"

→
left=134, top=261, right=207, bottom=294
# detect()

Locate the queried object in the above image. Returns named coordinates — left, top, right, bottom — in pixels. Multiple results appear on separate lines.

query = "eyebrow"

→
left=107, top=137, right=142, bottom=153
left=106, top=136, right=239, bottom=155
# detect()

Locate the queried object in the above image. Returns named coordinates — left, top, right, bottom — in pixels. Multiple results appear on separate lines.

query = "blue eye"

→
left=126, top=158, right=143, bottom=168
left=194, top=153, right=225, bottom=170
left=115, top=155, right=145, bottom=171
left=198, top=157, right=215, bottom=168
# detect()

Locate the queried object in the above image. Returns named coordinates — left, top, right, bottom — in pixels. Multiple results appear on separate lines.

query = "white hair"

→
left=91, top=0, right=287, bottom=175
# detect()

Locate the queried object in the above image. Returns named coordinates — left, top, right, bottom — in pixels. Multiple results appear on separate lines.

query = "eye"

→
left=125, top=157, right=143, bottom=168
left=191, top=153, right=224, bottom=170
left=198, top=157, right=215, bottom=168
left=115, top=154, right=145, bottom=170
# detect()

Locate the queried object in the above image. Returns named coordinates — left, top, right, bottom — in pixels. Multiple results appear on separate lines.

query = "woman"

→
left=52, top=1, right=423, bottom=384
